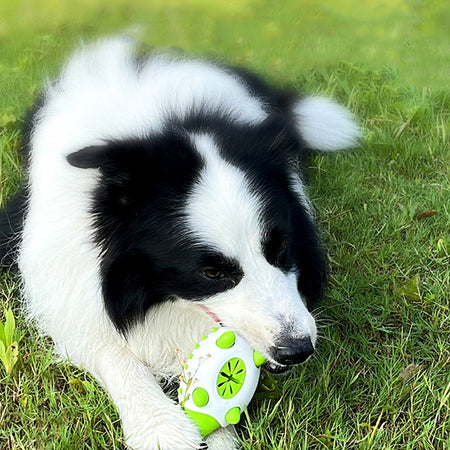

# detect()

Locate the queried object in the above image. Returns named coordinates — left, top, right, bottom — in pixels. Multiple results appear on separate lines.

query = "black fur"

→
left=68, top=132, right=247, bottom=332
left=0, top=188, right=28, bottom=268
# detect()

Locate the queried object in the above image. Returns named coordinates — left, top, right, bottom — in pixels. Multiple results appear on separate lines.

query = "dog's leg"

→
left=93, top=345, right=204, bottom=450
left=206, top=426, right=239, bottom=450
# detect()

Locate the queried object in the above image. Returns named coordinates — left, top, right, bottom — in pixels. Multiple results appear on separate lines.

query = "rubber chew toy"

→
left=178, top=326, right=266, bottom=437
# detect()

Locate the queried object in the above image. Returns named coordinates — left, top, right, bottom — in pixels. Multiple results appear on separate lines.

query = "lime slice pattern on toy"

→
left=216, top=357, right=246, bottom=399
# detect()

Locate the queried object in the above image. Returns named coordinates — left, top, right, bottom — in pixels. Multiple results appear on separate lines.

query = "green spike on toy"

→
left=253, top=350, right=266, bottom=367
left=179, top=327, right=266, bottom=437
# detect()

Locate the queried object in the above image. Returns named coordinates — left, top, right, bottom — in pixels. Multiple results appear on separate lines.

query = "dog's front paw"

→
left=123, top=408, right=204, bottom=450
left=124, top=429, right=203, bottom=450
left=206, top=426, right=239, bottom=450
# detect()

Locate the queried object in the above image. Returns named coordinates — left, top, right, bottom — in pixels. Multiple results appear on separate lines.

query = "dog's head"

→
left=64, top=43, right=359, bottom=372
left=68, top=102, right=358, bottom=373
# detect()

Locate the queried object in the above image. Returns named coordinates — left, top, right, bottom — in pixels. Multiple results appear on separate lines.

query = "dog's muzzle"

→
left=271, top=336, right=314, bottom=365
left=199, top=305, right=314, bottom=374
left=264, top=336, right=314, bottom=373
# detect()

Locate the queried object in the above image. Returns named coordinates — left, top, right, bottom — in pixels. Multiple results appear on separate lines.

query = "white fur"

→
left=186, top=134, right=265, bottom=259
left=32, top=38, right=268, bottom=162
left=289, top=169, right=314, bottom=216
left=293, top=97, right=361, bottom=151
left=16, top=38, right=357, bottom=449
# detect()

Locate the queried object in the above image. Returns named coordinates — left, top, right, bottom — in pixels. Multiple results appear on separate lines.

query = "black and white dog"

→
left=0, top=38, right=359, bottom=449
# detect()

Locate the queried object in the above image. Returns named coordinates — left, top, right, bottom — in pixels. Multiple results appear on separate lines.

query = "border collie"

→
left=0, top=38, right=360, bottom=449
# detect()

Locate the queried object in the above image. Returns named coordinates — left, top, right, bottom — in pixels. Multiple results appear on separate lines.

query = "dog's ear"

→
left=67, top=142, right=150, bottom=174
left=67, top=136, right=200, bottom=177
left=292, top=207, right=328, bottom=309
left=67, top=142, right=151, bottom=215
left=67, top=145, right=111, bottom=169
left=291, top=97, right=362, bottom=151
left=296, top=238, right=328, bottom=310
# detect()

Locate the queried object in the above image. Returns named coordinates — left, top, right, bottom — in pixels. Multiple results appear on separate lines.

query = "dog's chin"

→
left=263, top=361, right=294, bottom=375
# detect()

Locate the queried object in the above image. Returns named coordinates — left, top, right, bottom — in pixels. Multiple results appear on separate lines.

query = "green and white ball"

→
left=179, top=326, right=266, bottom=437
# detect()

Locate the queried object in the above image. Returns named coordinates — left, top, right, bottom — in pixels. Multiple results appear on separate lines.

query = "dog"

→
left=0, top=38, right=360, bottom=449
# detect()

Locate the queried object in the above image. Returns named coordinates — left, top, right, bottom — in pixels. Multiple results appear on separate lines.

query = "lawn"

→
left=0, top=0, right=449, bottom=449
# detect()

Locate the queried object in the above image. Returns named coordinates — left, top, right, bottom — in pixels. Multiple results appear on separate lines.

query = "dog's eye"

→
left=278, top=239, right=287, bottom=253
left=203, top=268, right=225, bottom=279
left=275, top=238, right=287, bottom=258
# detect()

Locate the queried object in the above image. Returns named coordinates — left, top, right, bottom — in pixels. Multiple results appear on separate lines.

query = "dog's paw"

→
left=122, top=408, right=204, bottom=450
left=124, top=430, right=203, bottom=450
left=206, top=426, right=239, bottom=450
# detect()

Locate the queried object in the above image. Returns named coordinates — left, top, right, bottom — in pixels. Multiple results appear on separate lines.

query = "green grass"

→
left=1, top=1, right=449, bottom=449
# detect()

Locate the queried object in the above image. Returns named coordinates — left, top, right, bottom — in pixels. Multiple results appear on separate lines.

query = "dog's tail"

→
left=0, top=188, right=28, bottom=269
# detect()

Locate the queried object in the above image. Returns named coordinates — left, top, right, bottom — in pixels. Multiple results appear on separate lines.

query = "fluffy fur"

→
left=0, top=38, right=360, bottom=449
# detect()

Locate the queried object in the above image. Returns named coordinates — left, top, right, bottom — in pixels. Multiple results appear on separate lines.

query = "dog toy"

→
left=178, top=326, right=266, bottom=437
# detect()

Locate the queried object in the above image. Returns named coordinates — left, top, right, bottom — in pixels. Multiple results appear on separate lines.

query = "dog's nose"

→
left=271, top=337, right=314, bottom=365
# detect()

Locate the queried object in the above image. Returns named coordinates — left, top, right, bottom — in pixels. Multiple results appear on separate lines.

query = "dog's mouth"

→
left=263, top=361, right=294, bottom=374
